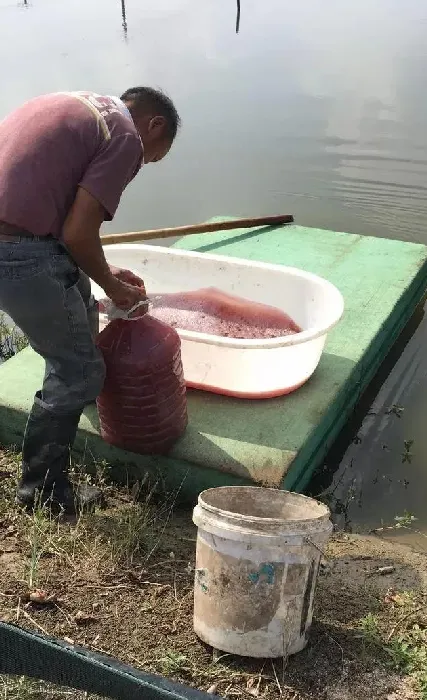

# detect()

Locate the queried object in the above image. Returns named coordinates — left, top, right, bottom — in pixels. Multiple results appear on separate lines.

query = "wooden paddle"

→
left=101, top=214, right=294, bottom=246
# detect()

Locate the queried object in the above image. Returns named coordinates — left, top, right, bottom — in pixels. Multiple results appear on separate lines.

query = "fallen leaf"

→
left=384, top=589, right=405, bottom=605
left=28, top=589, right=57, bottom=605
left=384, top=588, right=396, bottom=603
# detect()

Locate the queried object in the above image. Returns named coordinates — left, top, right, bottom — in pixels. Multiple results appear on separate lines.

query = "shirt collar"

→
left=109, top=95, right=145, bottom=166
left=109, top=95, right=133, bottom=122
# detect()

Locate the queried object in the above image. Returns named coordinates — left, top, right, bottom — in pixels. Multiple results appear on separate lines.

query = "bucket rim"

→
left=197, top=486, right=331, bottom=526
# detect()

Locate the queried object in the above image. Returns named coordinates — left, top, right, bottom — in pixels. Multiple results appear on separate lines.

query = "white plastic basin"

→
left=92, top=244, right=344, bottom=399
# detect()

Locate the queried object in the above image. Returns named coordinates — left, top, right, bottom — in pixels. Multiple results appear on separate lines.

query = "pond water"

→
left=1, top=0, right=426, bottom=549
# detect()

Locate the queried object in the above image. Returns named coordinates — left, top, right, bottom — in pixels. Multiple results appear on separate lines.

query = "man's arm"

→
left=62, top=187, right=146, bottom=309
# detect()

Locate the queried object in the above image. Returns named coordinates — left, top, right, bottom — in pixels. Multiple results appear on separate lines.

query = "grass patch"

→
left=0, top=313, right=28, bottom=362
left=360, top=595, right=427, bottom=698
left=0, top=676, right=106, bottom=699
left=0, top=448, right=426, bottom=699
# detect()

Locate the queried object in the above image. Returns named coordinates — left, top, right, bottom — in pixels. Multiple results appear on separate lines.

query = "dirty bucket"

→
left=192, top=486, right=332, bottom=658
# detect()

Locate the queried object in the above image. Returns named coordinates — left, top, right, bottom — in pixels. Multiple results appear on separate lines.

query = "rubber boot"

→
left=16, top=396, right=103, bottom=514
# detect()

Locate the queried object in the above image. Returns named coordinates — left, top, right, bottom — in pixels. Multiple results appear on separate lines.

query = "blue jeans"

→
left=0, top=236, right=105, bottom=503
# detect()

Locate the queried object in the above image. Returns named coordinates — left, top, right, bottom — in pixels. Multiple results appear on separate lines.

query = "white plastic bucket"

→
left=192, top=486, right=332, bottom=658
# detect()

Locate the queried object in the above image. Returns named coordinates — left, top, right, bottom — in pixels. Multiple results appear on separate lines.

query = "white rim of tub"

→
left=100, top=245, right=345, bottom=350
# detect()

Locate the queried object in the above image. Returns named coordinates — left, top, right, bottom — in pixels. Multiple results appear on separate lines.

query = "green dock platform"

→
left=1, top=223, right=427, bottom=501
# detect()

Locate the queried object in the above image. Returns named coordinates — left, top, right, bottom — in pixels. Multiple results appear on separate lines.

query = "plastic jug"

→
left=96, top=315, right=188, bottom=454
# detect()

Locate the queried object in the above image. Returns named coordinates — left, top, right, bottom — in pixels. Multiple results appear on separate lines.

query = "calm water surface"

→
left=0, top=0, right=426, bottom=547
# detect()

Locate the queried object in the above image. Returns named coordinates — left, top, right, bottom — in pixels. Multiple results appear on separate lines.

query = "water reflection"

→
left=310, top=304, right=427, bottom=552
left=0, top=0, right=425, bottom=238
left=235, top=0, right=241, bottom=34
left=120, top=0, right=128, bottom=40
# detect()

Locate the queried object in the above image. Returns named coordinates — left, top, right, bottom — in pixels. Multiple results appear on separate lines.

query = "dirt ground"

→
left=0, top=449, right=426, bottom=700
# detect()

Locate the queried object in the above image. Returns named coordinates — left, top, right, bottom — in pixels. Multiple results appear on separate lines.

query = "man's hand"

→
left=106, top=266, right=146, bottom=310
left=104, top=277, right=147, bottom=310
left=109, top=265, right=146, bottom=293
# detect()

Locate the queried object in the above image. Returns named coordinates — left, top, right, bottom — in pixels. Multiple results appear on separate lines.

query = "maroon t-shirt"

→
left=0, top=91, right=144, bottom=236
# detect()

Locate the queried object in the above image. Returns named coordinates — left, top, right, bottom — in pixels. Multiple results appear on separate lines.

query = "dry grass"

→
left=0, top=313, right=28, bottom=362
left=0, top=448, right=426, bottom=700
left=0, top=676, right=106, bottom=700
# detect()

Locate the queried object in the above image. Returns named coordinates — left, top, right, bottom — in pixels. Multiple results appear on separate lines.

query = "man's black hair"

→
left=120, top=86, right=180, bottom=140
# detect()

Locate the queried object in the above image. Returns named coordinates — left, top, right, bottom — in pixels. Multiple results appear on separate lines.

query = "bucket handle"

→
left=305, top=536, right=328, bottom=562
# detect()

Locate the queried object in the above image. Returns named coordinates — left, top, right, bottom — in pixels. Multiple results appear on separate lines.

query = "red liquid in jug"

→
left=149, top=287, right=301, bottom=339
left=96, top=315, right=187, bottom=455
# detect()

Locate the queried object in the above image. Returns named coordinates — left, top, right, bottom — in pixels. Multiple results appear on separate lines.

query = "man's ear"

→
left=148, top=115, right=166, bottom=133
